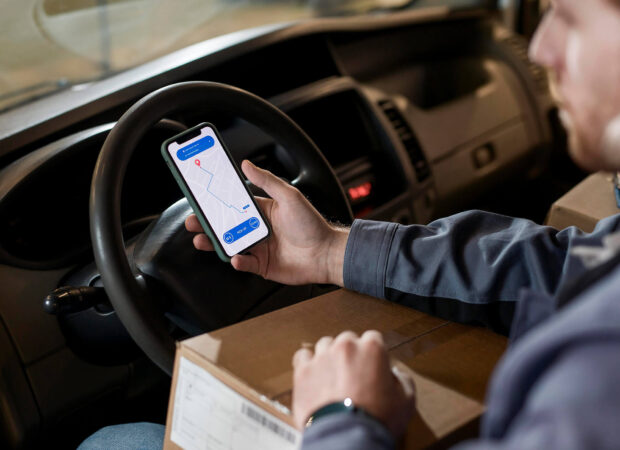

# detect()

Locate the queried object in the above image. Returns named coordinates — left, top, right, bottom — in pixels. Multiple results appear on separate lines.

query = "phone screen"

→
left=167, top=125, right=269, bottom=257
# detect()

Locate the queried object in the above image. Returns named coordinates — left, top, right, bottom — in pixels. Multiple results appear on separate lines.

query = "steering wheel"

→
left=90, top=81, right=352, bottom=375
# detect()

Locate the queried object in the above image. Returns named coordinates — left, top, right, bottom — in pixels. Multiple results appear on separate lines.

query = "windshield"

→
left=0, top=0, right=492, bottom=113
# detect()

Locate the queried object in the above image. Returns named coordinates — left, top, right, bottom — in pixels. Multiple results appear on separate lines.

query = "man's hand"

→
left=185, top=160, right=349, bottom=286
left=292, top=330, right=416, bottom=438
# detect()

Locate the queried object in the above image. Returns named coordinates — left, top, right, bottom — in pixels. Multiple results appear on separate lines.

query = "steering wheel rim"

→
left=90, top=81, right=352, bottom=374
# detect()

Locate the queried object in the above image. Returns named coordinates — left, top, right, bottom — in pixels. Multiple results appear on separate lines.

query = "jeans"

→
left=78, top=422, right=165, bottom=450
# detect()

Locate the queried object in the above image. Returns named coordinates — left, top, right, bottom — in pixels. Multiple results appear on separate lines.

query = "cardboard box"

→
left=164, top=289, right=507, bottom=450
left=546, top=172, right=620, bottom=233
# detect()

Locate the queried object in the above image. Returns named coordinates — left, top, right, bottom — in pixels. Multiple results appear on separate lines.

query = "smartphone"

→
left=161, top=122, right=271, bottom=262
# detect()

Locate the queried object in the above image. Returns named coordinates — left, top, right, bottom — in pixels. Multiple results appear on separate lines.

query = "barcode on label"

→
left=241, top=403, right=297, bottom=444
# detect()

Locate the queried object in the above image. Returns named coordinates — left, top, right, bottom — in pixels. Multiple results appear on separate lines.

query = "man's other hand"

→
left=185, top=160, right=349, bottom=286
left=292, top=330, right=416, bottom=438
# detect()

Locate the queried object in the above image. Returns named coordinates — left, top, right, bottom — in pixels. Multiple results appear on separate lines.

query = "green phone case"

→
left=161, top=122, right=270, bottom=263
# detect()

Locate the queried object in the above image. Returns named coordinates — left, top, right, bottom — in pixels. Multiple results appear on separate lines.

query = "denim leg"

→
left=78, top=422, right=165, bottom=450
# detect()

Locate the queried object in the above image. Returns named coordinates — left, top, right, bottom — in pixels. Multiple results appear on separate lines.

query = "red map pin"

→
left=194, top=159, right=201, bottom=167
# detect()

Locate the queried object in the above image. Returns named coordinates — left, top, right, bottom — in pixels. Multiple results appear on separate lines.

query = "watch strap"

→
left=305, top=398, right=376, bottom=428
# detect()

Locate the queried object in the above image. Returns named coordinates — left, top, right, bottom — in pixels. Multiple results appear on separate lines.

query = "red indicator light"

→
left=348, top=182, right=372, bottom=201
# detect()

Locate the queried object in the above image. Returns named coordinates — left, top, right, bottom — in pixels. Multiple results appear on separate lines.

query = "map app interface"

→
left=168, top=126, right=268, bottom=257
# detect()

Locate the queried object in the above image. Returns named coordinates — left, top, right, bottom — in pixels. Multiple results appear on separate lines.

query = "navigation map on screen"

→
left=168, top=126, right=268, bottom=256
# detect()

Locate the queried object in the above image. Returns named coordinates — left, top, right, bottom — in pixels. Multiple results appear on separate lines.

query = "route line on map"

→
left=197, top=165, right=248, bottom=214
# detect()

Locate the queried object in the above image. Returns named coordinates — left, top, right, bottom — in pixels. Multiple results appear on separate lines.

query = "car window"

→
left=0, top=0, right=492, bottom=113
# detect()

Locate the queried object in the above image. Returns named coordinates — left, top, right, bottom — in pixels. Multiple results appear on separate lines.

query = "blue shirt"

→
left=302, top=211, right=620, bottom=450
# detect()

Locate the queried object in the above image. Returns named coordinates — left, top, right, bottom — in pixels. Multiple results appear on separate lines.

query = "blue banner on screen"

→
left=223, top=217, right=260, bottom=244
left=177, top=136, right=215, bottom=160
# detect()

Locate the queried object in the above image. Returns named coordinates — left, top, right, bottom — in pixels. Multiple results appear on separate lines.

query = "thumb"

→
left=242, top=160, right=290, bottom=202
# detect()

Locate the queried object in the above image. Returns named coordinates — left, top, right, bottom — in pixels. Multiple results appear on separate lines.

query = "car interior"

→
left=0, top=0, right=590, bottom=448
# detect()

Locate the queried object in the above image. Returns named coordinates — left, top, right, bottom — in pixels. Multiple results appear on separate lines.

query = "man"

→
left=188, top=0, right=620, bottom=447
left=80, top=0, right=620, bottom=447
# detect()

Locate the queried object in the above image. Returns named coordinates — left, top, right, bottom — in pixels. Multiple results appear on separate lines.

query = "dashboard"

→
left=0, top=8, right=557, bottom=449
left=0, top=12, right=551, bottom=270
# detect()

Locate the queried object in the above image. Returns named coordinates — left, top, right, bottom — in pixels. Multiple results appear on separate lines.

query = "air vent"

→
left=502, top=35, right=548, bottom=93
left=378, top=100, right=430, bottom=182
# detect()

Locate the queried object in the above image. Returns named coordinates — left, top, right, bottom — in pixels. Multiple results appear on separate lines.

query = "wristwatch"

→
left=305, top=398, right=377, bottom=428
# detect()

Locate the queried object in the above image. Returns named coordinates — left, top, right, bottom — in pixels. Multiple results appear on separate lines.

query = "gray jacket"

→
left=302, top=211, right=620, bottom=450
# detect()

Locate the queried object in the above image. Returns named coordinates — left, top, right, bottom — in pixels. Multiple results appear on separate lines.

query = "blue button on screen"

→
left=176, top=136, right=215, bottom=161
left=249, top=217, right=259, bottom=229
left=223, top=217, right=260, bottom=245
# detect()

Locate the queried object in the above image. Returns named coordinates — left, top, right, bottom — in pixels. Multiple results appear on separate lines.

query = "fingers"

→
left=186, top=215, right=215, bottom=251
left=314, top=336, right=334, bottom=355
left=185, top=214, right=203, bottom=233
left=312, top=330, right=373, bottom=357
left=242, top=160, right=291, bottom=203
left=293, top=348, right=313, bottom=368
left=193, top=234, right=214, bottom=251
left=231, top=253, right=261, bottom=274
left=333, top=330, right=359, bottom=348
left=360, top=330, right=384, bottom=347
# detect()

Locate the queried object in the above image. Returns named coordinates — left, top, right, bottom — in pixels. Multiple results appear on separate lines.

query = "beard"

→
left=549, top=75, right=590, bottom=169
left=601, top=114, right=620, bottom=169
left=558, top=108, right=598, bottom=171
left=549, top=70, right=620, bottom=171
left=562, top=109, right=620, bottom=172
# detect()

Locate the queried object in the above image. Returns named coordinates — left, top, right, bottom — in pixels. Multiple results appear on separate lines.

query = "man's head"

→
left=529, top=0, right=620, bottom=171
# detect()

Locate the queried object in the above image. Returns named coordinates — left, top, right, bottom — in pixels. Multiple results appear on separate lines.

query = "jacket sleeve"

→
left=453, top=339, right=620, bottom=450
left=300, top=321, right=620, bottom=450
left=343, top=211, right=620, bottom=333
left=301, top=413, right=395, bottom=450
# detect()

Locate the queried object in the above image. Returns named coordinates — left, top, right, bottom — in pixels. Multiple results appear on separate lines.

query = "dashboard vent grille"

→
left=378, top=100, right=430, bottom=182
